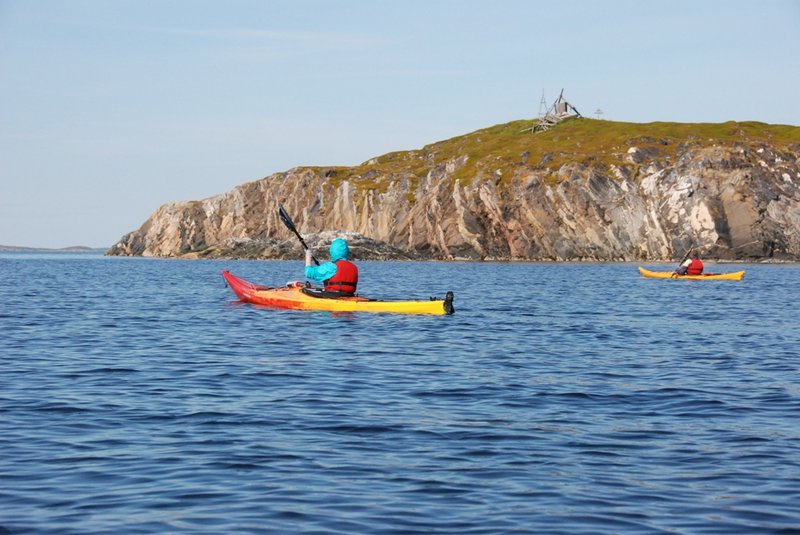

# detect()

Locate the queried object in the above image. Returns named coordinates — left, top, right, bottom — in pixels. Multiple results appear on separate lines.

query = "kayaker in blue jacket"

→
left=305, top=238, right=359, bottom=295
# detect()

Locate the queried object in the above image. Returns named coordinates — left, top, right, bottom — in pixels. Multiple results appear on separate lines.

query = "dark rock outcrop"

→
left=179, top=231, right=417, bottom=260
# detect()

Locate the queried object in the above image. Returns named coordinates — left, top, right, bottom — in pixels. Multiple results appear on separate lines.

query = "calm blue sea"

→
left=1, top=253, right=799, bottom=534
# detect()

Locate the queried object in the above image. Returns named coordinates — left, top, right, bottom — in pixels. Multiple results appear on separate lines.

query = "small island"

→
left=107, top=114, right=800, bottom=263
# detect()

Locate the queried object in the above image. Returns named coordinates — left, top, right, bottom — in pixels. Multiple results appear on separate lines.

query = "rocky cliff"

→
left=108, top=119, right=800, bottom=261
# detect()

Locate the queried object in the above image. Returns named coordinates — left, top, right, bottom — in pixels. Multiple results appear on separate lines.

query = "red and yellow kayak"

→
left=638, top=266, right=745, bottom=281
left=222, top=271, right=455, bottom=315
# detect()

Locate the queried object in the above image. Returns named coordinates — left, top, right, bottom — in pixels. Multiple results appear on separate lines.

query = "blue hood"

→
left=329, top=238, right=349, bottom=261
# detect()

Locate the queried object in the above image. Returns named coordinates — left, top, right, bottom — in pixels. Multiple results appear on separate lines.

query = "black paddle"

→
left=278, top=204, right=319, bottom=266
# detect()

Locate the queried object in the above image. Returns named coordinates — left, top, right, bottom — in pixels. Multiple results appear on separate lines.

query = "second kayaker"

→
left=676, top=251, right=704, bottom=275
left=305, top=238, right=359, bottom=295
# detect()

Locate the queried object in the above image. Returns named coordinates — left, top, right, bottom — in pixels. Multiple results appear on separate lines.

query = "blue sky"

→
left=1, top=0, right=799, bottom=248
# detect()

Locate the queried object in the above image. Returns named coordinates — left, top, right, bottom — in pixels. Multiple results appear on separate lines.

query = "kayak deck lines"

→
left=222, top=270, right=455, bottom=315
left=638, top=266, right=745, bottom=281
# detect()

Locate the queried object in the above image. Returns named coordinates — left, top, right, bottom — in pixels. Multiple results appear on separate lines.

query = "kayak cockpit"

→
left=301, top=287, right=368, bottom=300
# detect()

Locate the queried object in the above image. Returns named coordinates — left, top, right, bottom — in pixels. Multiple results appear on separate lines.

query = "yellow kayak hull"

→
left=223, top=271, right=454, bottom=315
left=638, top=266, right=745, bottom=281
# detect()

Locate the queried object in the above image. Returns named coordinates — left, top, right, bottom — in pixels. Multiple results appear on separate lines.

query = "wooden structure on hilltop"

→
left=531, top=89, right=581, bottom=132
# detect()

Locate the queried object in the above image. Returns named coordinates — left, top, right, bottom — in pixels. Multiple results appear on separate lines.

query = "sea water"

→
left=1, top=253, right=799, bottom=533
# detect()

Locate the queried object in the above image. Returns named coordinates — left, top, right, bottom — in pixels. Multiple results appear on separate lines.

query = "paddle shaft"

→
left=279, top=205, right=320, bottom=266
left=676, top=246, right=693, bottom=270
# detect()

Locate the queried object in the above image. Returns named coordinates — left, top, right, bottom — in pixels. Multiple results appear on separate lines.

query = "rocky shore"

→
left=176, top=231, right=417, bottom=261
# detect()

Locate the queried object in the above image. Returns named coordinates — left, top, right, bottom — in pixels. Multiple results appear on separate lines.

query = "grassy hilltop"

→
left=308, top=118, right=800, bottom=193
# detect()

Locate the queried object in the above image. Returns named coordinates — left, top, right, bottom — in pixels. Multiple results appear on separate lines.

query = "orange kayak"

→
left=222, top=271, right=455, bottom=315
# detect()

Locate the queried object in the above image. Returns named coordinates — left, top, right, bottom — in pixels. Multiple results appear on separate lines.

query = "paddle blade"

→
left=278, top=205, right=289, bottom=225
left=278, top=204, right=297, bottom=233
left=278, top=204, right=318, bottom=265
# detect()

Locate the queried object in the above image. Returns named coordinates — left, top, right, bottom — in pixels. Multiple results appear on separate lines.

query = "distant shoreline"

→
left=0, top=245, right=107, bottom=253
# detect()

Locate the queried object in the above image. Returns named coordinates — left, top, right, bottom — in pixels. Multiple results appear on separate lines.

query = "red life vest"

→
left=687, top=258, right=704, bottom=275
left=324, top=260, right=358, bottom=294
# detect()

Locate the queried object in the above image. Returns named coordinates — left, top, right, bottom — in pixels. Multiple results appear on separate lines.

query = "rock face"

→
left=108, top=120, right=800, bottom=261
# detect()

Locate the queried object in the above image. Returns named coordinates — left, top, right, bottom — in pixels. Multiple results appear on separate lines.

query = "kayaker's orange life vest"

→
left=324, top=260, right=358, bottom=294
left=687, top=258, right=704, bottom=275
